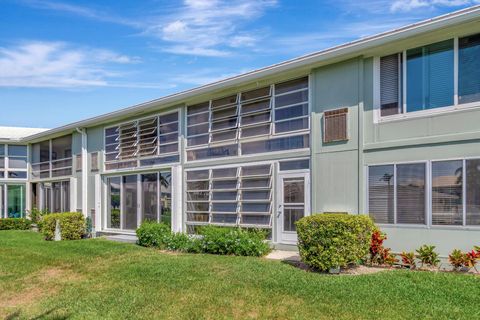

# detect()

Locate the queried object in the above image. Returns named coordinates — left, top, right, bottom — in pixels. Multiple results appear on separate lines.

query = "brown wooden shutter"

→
left=323, top=108, right=348, bottom=143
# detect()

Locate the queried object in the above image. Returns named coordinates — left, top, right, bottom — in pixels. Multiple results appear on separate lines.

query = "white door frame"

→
left=276, top=171, right=310, bottom=244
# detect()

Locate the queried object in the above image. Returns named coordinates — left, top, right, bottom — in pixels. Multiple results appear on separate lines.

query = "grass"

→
left=1, top=231, right=479, bottom=320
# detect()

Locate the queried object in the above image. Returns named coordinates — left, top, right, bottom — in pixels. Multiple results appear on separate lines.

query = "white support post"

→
left=94, top=174, right=102, bottom=232
left=70, top=177, right=77, bottom=212
left=171, top=165, right=183, bottom=233
left=80, top=128, right=88, bottom=218
left=25, top=182, right=31, bottom=218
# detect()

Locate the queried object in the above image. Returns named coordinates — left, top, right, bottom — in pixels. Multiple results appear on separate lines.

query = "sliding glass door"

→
left=41, top=181, right=70, bottom=213
left=106, top=171, right=172, bottom=231
left=0, top=184, right=26, bottom=218
left=123, top=175, right=138, bottom=230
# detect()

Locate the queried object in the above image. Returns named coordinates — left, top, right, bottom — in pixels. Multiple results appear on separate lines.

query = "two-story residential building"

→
left=3, top=6, right=480, bottom=255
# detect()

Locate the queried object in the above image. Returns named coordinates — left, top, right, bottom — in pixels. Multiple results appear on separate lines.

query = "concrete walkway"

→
left=266, top=250, right=301, bottom=261
left=103, top=234, right=138, bottom=244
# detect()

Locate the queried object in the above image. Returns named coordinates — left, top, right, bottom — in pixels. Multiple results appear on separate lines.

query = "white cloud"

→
left=0, top=41, right=149, bottom=88
left=390, top=0, right=480, bottom=12
left=146, top=0, right=277, bottom=56
left=19, top=0, right=141, bottom=27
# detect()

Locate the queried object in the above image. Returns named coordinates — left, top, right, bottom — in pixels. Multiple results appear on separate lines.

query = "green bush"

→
left=136, top=222, right=270, bottom=257
left=199, top=226, right=271, bottom=257
left=42, top=212, right=86, bottom=241
left=416, top=245, right=440, bottom=267
left=296, top=213, right=376, bottom=271
left=0, top=218, right=31, bottom=230
left=136, top=220, right=172, bottom=248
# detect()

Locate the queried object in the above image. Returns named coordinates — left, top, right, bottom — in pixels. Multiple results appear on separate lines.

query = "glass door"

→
left=277, top=172, right=310, bottom=244
left=0, top=185, right=4, bottom=218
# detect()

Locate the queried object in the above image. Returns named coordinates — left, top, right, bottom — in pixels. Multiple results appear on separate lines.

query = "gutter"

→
left=19, top=5, right=480, bottom=142
left=76, top=128, right=89, bottom=217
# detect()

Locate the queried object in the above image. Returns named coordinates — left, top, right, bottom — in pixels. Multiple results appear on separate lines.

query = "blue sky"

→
left=1, top=0, right=479, bottom=128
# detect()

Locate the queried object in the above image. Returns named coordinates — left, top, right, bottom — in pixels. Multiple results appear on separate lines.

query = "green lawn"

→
left=1, top=231, right=479, bottom=320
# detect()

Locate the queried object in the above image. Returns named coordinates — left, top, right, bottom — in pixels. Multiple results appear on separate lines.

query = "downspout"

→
left=76, top=127, right=88, bottom=218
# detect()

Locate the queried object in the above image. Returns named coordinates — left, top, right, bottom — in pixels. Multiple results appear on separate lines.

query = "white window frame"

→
left=0, top=144, right=29, bottom=182
left=373, top=35, right=480, bottom=123
left=365, top=157, right=480, bottom=230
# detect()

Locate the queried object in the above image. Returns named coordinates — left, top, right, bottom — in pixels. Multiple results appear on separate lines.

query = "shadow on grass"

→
left=6, top=307, right=70, bottom=320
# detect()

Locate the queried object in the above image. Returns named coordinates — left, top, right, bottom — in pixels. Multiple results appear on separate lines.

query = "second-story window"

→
left=104, top=111, right=180, bottom=171
left=379, top=33, right=480, bottom=117
left=0, top=145, right=28, bottom=179
left=32, top=135, right=73, bottom=179
left=186, top=77, right=310, bottom=161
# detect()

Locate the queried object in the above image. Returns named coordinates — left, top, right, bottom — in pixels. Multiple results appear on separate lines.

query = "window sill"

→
left=377, top=223, right=480, bottom=231
left=376, top=101, right=480, bottom=124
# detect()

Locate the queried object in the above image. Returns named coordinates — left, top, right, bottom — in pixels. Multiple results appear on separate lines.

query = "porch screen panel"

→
left=368, top=165, right=394, bottom=224
left=431, top=160, right=463, bottom=225
left=123, top=175, right=138, bottom=230
left=160, top=171, right=172, bottom=225
left=107, top=177, right=121, bottom=229
left=142, top=173, right=158, bottom=222
left=396, top=163, right=426, bottom=224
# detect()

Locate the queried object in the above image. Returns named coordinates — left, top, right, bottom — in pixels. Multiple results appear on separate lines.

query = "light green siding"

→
left=311, top=58, right=362, bottom=214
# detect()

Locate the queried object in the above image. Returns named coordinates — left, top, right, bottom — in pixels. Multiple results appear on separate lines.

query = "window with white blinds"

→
left=466, top=159, right=480, bottom=225
left=104, top=111, right=179, bottom=171
left=368, top=163, right=426, bottom=225
left=431, top=160, right=463, bottom=226
left=378, top=33, right=480, bottom=118
left=380, top=53, right=402, bottom=116
left=396, top=163, right=426, bottom=224
left=368, top=165, right=395, bottom=224
left=459, top=33, right=480, bottom=104
left=369, top=159, right=480, bottom=227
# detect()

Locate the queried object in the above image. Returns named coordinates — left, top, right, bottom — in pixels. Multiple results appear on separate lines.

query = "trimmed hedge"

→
left=0, top=218, right=31, bottom=230
left=136, top=221, right=270, bottom=257
left=296, top=213, right=376, bottom=271
left=42, top=212, right=86, bottom=241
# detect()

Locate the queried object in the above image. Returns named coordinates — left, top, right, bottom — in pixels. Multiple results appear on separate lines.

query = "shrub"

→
left=30, top=207, right=48, bottom=225
left=0, top=218, right=31, bottom=230
left=296, top=214, right=376, bottom=271
left=400, top=252, right=416, bottom=269
left=369, top=231, right=397, bottom=266
left=464, top=250, right=479, bottom=271
left=416, top=245, right=440, bottom=268
left=449, top=249, right=465, bottom=271
left=136, top=222, right=270, bottom=257
left=42, top=212, right=86, bottom=241
left=136, top=221, right=172, bottom=248
left=199, top=226, right=270, bottom=257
